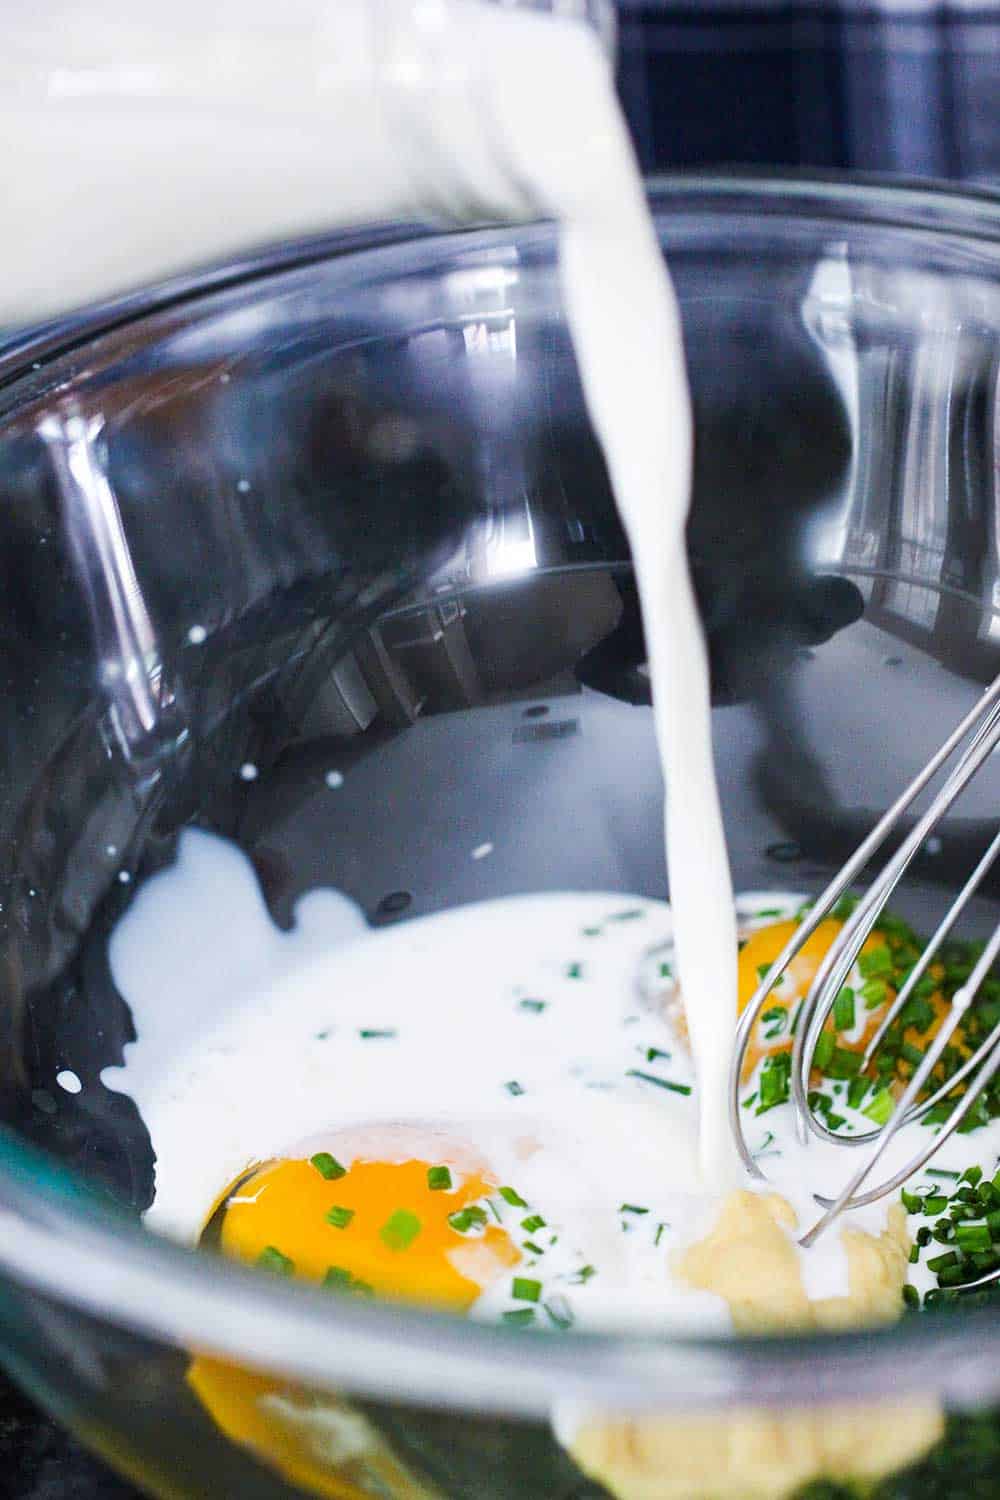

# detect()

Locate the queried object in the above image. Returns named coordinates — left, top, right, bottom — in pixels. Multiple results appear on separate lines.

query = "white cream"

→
left=106, top=828, right=729, bottom=1334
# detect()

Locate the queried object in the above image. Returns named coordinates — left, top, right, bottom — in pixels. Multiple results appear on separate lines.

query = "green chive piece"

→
left=955, top=1220, right=993, bottom=1254
left=499, top=1186, right=528, bottom=1207
left=572, top=1265, right=597, bottom=1284
left=902, top=1284, right=920, bottom=1310
left=922, top=1195, right=948, bottom=1216
left=858, top=947, right=894, bottom=980
left=519, top=999, right=547, bottom=1014
left=448, top=1206, right=487, bottom=1234
left=755, top=907, right=784, bottom=918
left=812, top=1033, right=835, bottom=1072
left=646, top=1046, right=671, bottom=1063
left=380, top=1209, right=422, bottom=1251
left=619, top=1204, right=649, bottom=1215
left=825, top=1047, right=863, bottom=1080
left=847, top=1077, right=869, bottom=1110
left=582, top=926, right=602, bottom=937
left=359, top=1028, right=397, bottom=1039
left=757, top=963, right=772, bottom=983
left=654, top=1222, right=667, bottom=1247
left=861, top=978, right=889, bottom=1009
left=257, top=1246, right=295, bottom=1275
left=323, top=1266, right=373, bottom=1297
left=512, top=1277, right=542, bottom=1303
left=544, top=1297, right=574, bottom=1330
left=833, top=987, right=856, bottom=1032
left=609, top=909, right=644, bottom=922
left=909, top=1245, right=920, bottom=1264
left=310, top=1152, right=347, bottom=1181
left=521, top=1215, right=546, bottom=1233
left=427, top=1166, right=452, bottom=1192
left=862, top=1088, right=894, bottom=1127
left=658, top=961, right=672, bottom=979
left=962, top=1166, right=984, bottom=1187
left=901, top=1189, right=923, bottom=1214
left=502, top=1308, right=535, bottom=1327
left=523, top=1240, right=545, bottom=1255
left=626, top=1069, right=692, bottom=1095
left=325, top=1205, right=355, bottom=1230
left=505, top=1081, right=525, bottom=1096
left=927, top=1252, right=959, bottom=1274
left=757, top=1053, right=792, bottom=1114
left=566, top=963, right=583, bottom=980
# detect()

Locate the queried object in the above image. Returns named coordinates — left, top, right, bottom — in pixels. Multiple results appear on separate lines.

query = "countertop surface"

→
left=0, top=1372, right=140, bottom=1500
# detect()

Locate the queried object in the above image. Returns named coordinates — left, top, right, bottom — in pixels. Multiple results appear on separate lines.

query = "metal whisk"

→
left=729, top=669, right=1000, bottom=1257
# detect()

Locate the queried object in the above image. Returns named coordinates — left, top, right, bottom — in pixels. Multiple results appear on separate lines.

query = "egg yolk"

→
left=215, top=1155, right=520, bottom=1311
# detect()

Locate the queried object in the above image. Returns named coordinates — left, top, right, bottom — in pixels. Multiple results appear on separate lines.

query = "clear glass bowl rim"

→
left=3, top=170, right=1000, bottom=1419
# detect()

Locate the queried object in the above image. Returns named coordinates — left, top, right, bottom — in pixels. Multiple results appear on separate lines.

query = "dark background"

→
left=7, top=1, right=1000, bottom=1494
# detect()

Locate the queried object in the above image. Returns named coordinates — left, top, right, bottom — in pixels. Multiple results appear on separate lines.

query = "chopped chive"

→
left=901, top=1188, right=923, bottom=1214
left=523, top=1240, right=546, bottom=1255
left=658, top=961, right=672, bottom=979
left=654, top=1222, right=667, bottom=1247
left=847, top=1077, right=869, bottom=1110
left=566, top=963, right=583, bottom=980
left=310, top=1152, right=346, bottom=1181
left=505, top=1080, right=525, bottom=1096
left=448, top=1206, right=487, bottom=1233
left=755, top=907, right=784, bottom=918
left=380, top=1209, right=422, bottom=1251
left=512, top=1277, right=542, bottom=1303
left=619, top=1204, right=649, bottom=1215
left=955, top=1221, right=993, bottom=1254
left=502, top=1308, right=535, bottom=1327
left=257, top=1246, right=294, bottom=1275
left=922, top=1195, right=948, bottom=1216
left=902, top=1284, right=921, bottom=1310
left=862, top=1088, right=894, bottom=1127
left=572, top=1265, right=597, bottom=1284
left=325, top=1205, right=355, bottom=1230
left=427, top=1166, right=453, bottom=1192
left=757, top=1053, right=792, bottom=1113
left=322, top=1266, right=374, bottom=1296
left=813, top=1033, right=835, bottom=1071
left=609, top=909, right=644, bottom=922
left=521, top=1215, right=546, bottom=1233
left=487, top=1198, right=503, bottom=1224
left=902, top=997, right=935, bottom=1034
left=499, top=1186, right=528, bottom=1207
left=926, top=1252, right=960, bottom=1276
left=900, top=1041, right=926, bottom=1069
left=825, top=1047, right=863, bottom=1080
left=645, top=1047, right=671, bottom=1063
left=833, top=987, right=856, bottom=1032
left=544, top=1297, right=574, bottom=1330
left=582, top=926, right=602, bottom=937
left=962, top=1166, right=984, bottom=1187
left=742, top=1092, right=758, bottom=1110
left=359, top=1028, right=397, bottom=1040
left=916, top=1227, right=932, bottom=1247
left=626, top=1069, right=692, bottom=1094
left=909, top=1245, right=920, bottom=1264
left=861, top=978, right=889, bottom=1009
left=519, top=999, right=547, bottom=1014
left=756, top=963, right=772, bottom=984
left=858, top=947, right=894, bottom=980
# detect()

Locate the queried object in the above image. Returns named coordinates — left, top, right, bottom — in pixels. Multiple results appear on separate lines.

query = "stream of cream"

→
left=487, top=14, right=740, bottom=1183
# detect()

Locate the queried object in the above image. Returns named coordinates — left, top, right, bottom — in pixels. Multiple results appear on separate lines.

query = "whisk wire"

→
left=728, top=669, right=1000, bottom=1248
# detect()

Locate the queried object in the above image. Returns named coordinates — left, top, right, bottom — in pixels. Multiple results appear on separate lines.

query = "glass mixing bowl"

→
left=3, top=174, right=1000, bottom=1499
